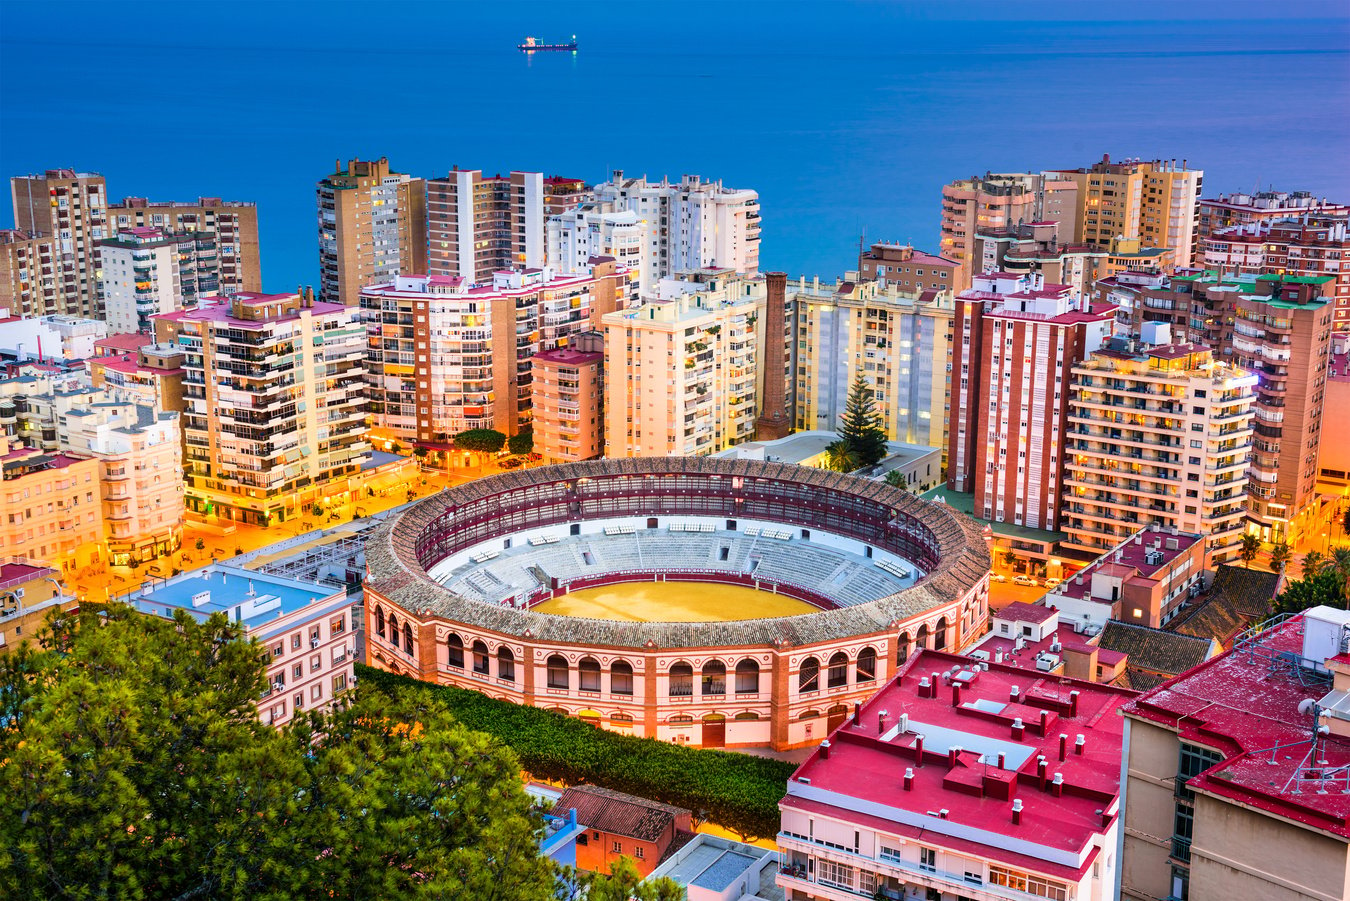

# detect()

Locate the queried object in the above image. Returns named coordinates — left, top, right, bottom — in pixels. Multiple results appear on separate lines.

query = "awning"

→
left=366, top=471, right=408, bottom=493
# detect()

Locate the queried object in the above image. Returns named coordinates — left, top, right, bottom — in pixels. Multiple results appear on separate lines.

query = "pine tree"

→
left=837, top=373, right=888, bottom=468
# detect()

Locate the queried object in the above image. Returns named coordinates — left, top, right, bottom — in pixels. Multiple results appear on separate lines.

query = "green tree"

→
left=194, top=537, right=205, bottom=552
left=884, top=469, right=905, bottom=488
left=413, top=444, right=429, bottom=458
left=822, top=439, right=859, bottom=473
left=559, top=857, right=683, bottom=901
left=0, top=605, right=557, bottom=901
left=1333, top=547, right=1350, bottom=602
left=837, top=374, right=888, bottom=468
left=1002, top=550, right=1017, bottom=570
left=1269, top=541, right=1292, bottom=572
left=508, top=430, right=535, bottom=456
left=1343, top=507, right=1350, bottom=536
left=1302, top=549, right=1328, bottom=580
left=1274, top=570, right=1345, bottom=616
left=1238, top=533, right=1262, bottom=569
left=455, top=428, right=508, bottom=454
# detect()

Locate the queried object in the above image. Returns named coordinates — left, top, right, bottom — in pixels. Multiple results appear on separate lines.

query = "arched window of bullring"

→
left=797, top=709, right=821, bottom=720
left=375, top=606, right=385, bottom=637
left=403, top=624, right=415, bottom=658
left=934, top=617, right=949, bottom=650
left=472, top=641, right=490, bottom=674
left=546, top=655, right=569, bottom=689
left=827, top=652, right=849, bottom=688
left=669, top=713, right=694, bottom=726
left=896, top=633, right=912, bottom=664
left=611, top=660, right=634, bottom=695
left=579, top=657, right=602, bottom=692
left=734, top=711, right=760, bottom=721
left=497, top=647, right=515, bottom=681
left=701, top=660, right=727, bottom=696
left=857, top=646, right=878, bottom=682
left=915, top=623, right=930, bottom=650
left=669, top=662, right=693, bottom=697
left=388, top=615, right=400, bottom=649
left=799, top=657, right=820, bottom=693
left=611, top=712, right=634, bottom=725
left=446, top=633, right=464, bottom=668
left=735, top=659, right=759, bottom=694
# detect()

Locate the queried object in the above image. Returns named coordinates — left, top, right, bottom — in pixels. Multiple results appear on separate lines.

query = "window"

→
left=920, top=847, right=936, bottom=872
left=827, top=652, right=848, bottom=688
left=330, top=615, right=345, bottom=635
left=735, top=658, right=759, bottom=694
left=388, top=615, right=400, bottom=650
left=497, top=647, right=515, bottom=681
left=799, top=657, right=819, bottom=693
left=701, top=660, right=726, bottom=695
left=446, top=633, right=464, bottom=668
left=292, top=664, right=302, bottom=680
left=291, top=634, right=302, bottom=650
left=472, top=640, right=490, bottom=675
left=547, top=655, right=569, bottom=689
left=988, top=866, right=1067, bottom=900
left=579, top=657, right=602, bottom=692
left=856, top=647, right=877, bottom=682
left=817, top=860, right=855, bottom=890
left=611, top=660, right=634, bottom=695
left=669, top=662, right=693, bottom=697
left=634, top=847, right=644, bottom=859
left=612, top=841, right=622, bottom=853
left=403, top=624, right=414, bottom=655
left=375, top=607, right=385, bottom=637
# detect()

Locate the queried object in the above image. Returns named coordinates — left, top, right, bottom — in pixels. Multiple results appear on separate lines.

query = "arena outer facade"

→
left=363, top=457, right=991, bottom=750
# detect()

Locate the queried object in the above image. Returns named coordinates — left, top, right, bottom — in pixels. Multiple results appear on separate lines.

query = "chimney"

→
left=1069, top=690, right=1080, bottom=718
left=903, top=767, right=914, bottom=791
left=754, top=272, right=791, bottom=440
left=919, top=676, right=931, bottom=698
left=1012, top=718, right=1024, bottom=741
left=853, top=702, right=862, bottom=725
left=997, top=753, right=1006, bottom=770
left=1012, top=799, right=1023, bottom=825
left=1037, top=756, right=1048, bottom=790
left=1075, top=734, right=1086, bottom=756
left=878, top=709, right=890, bottom=733
left=931, top=672, right=941, bottom=696
left=1039, top=710, right=1049, bottom=735
left=1051, top=773, right=1064, bottom=798
left=1059, top=733, right=1068, bottom=761
left=1010, top=685, right=1020, bottom=703
left=914, top=734, right=924, bottom=767
left=820, top=740, right=831, bottom=760
left=952, top=683, right=962, bottom=707
left=938, top=809, right=949, bottom=820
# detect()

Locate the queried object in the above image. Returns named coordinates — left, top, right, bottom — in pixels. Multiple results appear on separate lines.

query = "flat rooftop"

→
left=1122, top=615, right=1350, bottom=839
left=1051, top=529, right=1201, bottom=604
left=920, top=486, right=1065, bottom=545
left=784, top=648, right=1135, bottom=879
left=129, top=565, right=342, bottom=631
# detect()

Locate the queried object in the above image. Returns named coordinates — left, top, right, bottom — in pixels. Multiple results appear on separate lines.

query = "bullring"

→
left=363, top=457, right=991, bottom=750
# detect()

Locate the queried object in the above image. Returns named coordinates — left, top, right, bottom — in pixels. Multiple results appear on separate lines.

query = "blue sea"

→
left=2, top=1, right=1347, bottom=287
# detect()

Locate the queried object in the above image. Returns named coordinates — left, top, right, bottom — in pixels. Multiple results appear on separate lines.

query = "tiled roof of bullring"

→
left=364, top=458, right=991, bottom=650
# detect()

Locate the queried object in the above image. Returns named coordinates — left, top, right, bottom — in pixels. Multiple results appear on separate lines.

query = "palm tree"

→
left=1269, top=541, right=1292, bottom=572
left=1333, top=546, right=1350, bottom=602
left=1302, top=549, right=1328, bottom=580
left=1238, top=533, right=1262, bottom=569
left=822, top=439, right=859, bottom=473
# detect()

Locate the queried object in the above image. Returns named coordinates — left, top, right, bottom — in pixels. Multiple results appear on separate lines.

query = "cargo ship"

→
left=518, top=35, right=577, bottom=52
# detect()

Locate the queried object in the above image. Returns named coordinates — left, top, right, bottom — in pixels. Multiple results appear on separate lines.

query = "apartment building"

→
left=552, top=785, right=693, bottom=879
left=1046, top=156, right=1203, bottom=264
left=1063, top=331, right=1256, bottom=565
left=0, top=436, right=102, bottom=568
left=0, top=229, right=61, bottom=317
left=776, top=648, right=1133, bottom=901
left=542, top=175, right=591, bottom=215
left=426, top=169, right=547, bottom=283
left=88, top=342, right=187, bottom=415
left=0, top=314, right=107, bottom=363
left=531, top=331, right=605, bottom=464
left=0, top=372, right=184, bottom=566
left=154, top=289, right=369, bottom=526
left=108, top=196, right=261, bottom=293
left=1045, top=526, right=1206, bottom=630
left=938, top=172, right=1080, bottom=291
left=789, top=275, right=953, bottom=451
left=130, top=565, right=357, bottom=729
left=545, top=203, right=644, bottom=284
left=317, top=157, right=427, bottom=307
left=947, top=272, right=1116, bottom=531
left=971, top=221, right=1105, bottom=298
left=10, top=169, right=109, bottom=318
left=593, top=171, right=760, bottom=293
left=99, top=226, right=221, bottom=333
left=856, top=242, right=962, bottom=294
left=0, top=560, right=75, bottom=654
left=1119, top=607, right=1350, bottom=901
left=1230, top=275, right=1335, bottom=544
left=602, top=271, right=765, bottom=457
left=1196, top=189, right=1348, bottom=261
left=361, top=261, right=630, bottom=443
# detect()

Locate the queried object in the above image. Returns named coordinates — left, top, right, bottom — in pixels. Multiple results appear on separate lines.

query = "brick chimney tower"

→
left=755, top=271, right=792, bottom=440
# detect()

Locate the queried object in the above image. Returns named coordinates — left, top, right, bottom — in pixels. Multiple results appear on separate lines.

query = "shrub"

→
left=356, top=664, right=793, bottom=840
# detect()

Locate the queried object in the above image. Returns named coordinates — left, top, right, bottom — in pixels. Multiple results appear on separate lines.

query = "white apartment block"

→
left=545, top=203, right=645, bottom=285
left=593, top=171, right=760, bottom=294
left=1063, top=327, right=1256, bottom=566
left=789, top=275, right=954, bottom=452
left=602, top=271, right=765, bottom=457
left=0, top=313, right=107, bottom=362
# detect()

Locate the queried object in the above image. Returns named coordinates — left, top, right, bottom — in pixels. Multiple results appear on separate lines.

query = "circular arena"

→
left=363, top=457, right=990, bottom=750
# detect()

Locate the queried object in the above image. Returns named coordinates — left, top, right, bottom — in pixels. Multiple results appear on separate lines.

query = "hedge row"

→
left=355, top=664, right=794, bottom=839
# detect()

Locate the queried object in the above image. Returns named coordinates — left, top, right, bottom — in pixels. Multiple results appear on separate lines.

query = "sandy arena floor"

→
left=533, top=580, right=819, bottom=622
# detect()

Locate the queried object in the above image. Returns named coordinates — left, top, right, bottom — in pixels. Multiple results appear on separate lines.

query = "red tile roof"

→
left=552, top=785, right=689, bottom=843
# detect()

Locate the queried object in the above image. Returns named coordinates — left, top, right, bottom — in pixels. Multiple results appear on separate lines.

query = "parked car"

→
left=1043, top=577, right=1063, bottom=590
left=497, top=457, right=525, bottom=470
left=1013, top=575, right=1039, bottom=587
left=990, top=573, right=1008, bottom=583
